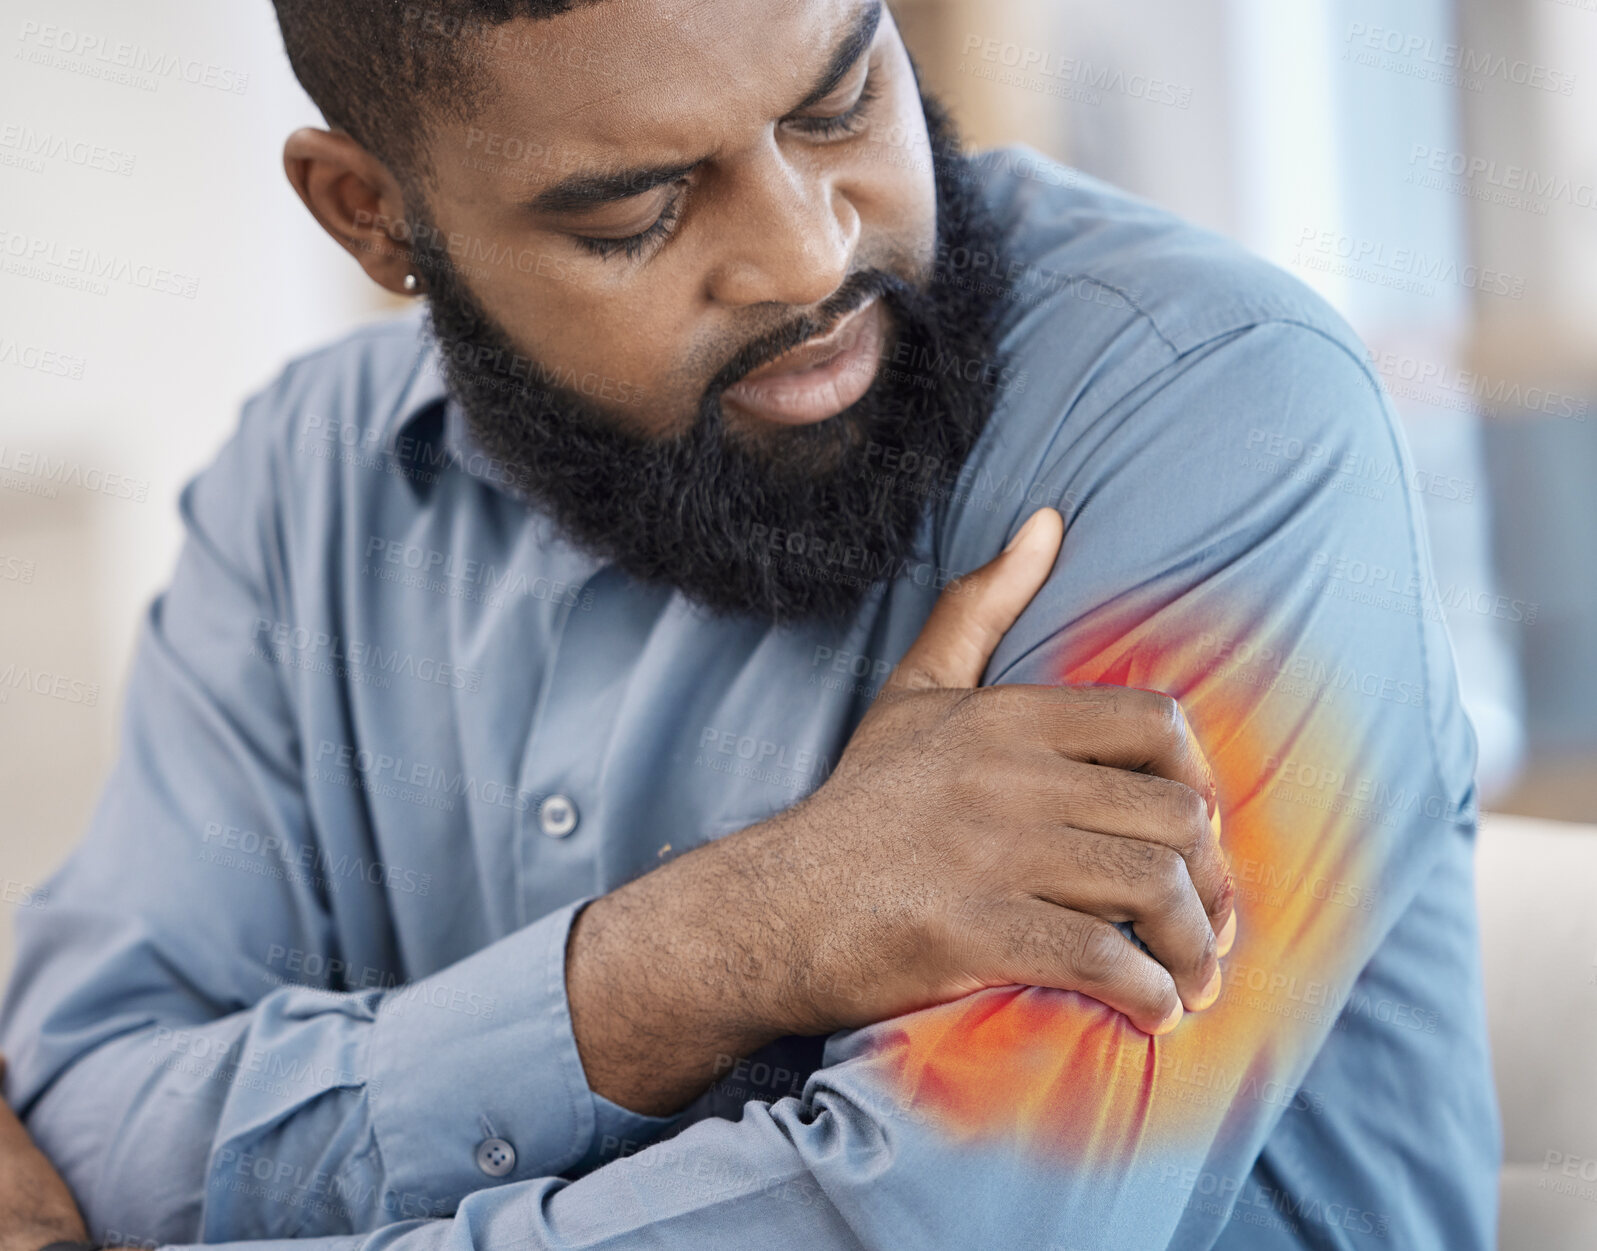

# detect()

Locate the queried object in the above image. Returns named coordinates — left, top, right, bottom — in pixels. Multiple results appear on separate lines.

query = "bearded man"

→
left=0, top=3, right=1498, bottom=1249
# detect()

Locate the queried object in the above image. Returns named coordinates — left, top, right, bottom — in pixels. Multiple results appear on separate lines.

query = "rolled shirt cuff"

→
left=366, top=898, right=599, bottom=1209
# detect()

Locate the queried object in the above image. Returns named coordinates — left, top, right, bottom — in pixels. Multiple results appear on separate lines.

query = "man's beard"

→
left=412, top=89, right=1016, bottom=627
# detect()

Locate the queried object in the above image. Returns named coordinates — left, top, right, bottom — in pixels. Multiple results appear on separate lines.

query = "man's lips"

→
left=722, top=297, right=888, bottom=426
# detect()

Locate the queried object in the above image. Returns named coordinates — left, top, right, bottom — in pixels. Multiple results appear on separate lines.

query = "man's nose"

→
left=704, top=135, right=861, bottom=309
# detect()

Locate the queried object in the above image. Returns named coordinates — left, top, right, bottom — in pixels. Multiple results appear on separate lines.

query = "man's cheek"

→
left=495, top=294, right=687, bottom=434
left=878, top=64, right=939, bottom=266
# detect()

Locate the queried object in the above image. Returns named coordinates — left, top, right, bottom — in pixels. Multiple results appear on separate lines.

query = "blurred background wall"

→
left=0, top=1, right=396, bottom=978
left=2, top=0, right=1595, bottom=1242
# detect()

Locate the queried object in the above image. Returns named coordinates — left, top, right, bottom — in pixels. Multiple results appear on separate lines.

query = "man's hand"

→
left=0, top=1055, right=91, bottom=1251
left=766, top=506, right=1234, bottom=1037
left=568, top=508, right=1233, bottom=1114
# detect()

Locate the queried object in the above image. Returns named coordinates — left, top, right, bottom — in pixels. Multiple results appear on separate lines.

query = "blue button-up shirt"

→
left=0, top=146, right=1499, bottom=1251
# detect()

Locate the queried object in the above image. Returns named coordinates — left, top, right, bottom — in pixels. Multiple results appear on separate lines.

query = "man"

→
left=0, top=1, right=1499, bottom=1248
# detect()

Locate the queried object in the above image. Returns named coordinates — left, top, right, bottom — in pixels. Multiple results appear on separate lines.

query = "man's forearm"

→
left=565, top=812, right=824, bottom=1115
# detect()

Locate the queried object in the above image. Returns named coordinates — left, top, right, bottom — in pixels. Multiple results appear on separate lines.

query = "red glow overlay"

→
left=870, top=601, right=1386, bottom=1166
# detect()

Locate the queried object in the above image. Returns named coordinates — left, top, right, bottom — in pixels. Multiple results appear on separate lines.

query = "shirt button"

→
left=475, top=1137, right=516, bottom=1177
left=538, top=793, right=578, bottom=838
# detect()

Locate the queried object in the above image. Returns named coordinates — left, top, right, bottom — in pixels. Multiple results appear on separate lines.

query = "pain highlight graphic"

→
left=862, top=594, right=1433, bottom=1171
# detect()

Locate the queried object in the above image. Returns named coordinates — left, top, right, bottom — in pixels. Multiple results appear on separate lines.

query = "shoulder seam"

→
left=1008, top=270, right=1185, bottom=359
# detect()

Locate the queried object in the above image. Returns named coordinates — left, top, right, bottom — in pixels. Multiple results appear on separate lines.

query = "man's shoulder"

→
left=952, top=144, right=1391, bottom=493
left=973, top=144, right=1362, bottom=364
left=186, top=312, right=444, bottom=572
left=939, top=147, right=1403, bottom=567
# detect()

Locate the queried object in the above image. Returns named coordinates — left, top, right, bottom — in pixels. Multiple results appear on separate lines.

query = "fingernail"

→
left=1003, top=509, right=1044, bottom=553
left=1192, top=966, right=1223, bottom=1011
left=1210, top=807, right=1223, bottom=840
left=1216, top=911, right=1237, bottom=958
left=1216, top=868, right=1236, bottom=916
left=1153, top=1000, right=1184, bottom=1035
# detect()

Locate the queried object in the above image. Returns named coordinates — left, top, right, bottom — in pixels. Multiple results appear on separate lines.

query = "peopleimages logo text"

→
left=1345, top=24, right=1577, bottom=95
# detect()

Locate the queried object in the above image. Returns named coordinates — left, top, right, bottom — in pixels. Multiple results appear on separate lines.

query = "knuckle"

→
left=964, top=815, right=1029, bottom=881
left=1069, top=921, right=1127, bottom=986
left=947, top=756, right=993, bottom=807
left=1138, top=690, right=1185, bottom=744
left=1149, top=848, right=1193, bottom=913
left=1156, top=780, right=1210, bottom=854
left=946, top=757, right=1021, bottom=825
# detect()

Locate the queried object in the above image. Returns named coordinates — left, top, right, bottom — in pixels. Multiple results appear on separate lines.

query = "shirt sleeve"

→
left=0, top=388, right=675, bottom=1246
left=145, top=317, right=1488, bottom=1250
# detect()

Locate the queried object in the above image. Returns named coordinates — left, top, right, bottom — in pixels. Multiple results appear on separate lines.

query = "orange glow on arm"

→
left=870, top=601, right=1388, bottom=1167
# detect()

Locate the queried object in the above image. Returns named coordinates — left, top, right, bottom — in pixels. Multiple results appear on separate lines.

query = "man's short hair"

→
left=271, top=0, right=606, bottom=181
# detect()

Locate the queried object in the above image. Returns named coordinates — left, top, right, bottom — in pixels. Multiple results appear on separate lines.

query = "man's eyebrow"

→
left=525, top=0, right=884, bottom=216
left=790, top=0, right=884, bottom=112
left=527, top=160, right=700, bottom=215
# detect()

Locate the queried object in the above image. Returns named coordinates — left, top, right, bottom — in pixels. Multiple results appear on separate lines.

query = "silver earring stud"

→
left=402, top=273, right=419, bottom=294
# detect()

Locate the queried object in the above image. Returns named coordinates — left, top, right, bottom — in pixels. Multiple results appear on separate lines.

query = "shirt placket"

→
left=512, top=564, right=672, bottom=925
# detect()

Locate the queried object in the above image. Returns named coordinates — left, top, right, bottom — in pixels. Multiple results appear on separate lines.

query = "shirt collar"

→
left=381, top=320, right=536, bottom=510
left=380, top=318, right=615, bottom=582
left=380, top=324, right=452, bottom=500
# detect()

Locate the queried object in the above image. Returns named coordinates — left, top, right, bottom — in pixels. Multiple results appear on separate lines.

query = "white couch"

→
left=1478, top=812, right=1597, bottom=1249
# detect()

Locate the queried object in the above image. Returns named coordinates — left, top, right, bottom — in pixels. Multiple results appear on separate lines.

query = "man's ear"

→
left=283, top=128, right=419, bottom=296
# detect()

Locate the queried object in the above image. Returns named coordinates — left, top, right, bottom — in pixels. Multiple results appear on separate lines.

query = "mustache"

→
left=703, top=268, right=902, bottom=403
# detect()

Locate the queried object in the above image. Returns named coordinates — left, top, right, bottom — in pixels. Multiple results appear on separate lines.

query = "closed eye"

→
left=784, top=66, right=881, bottom=141
left=572, top=182, right=689, bottom=261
